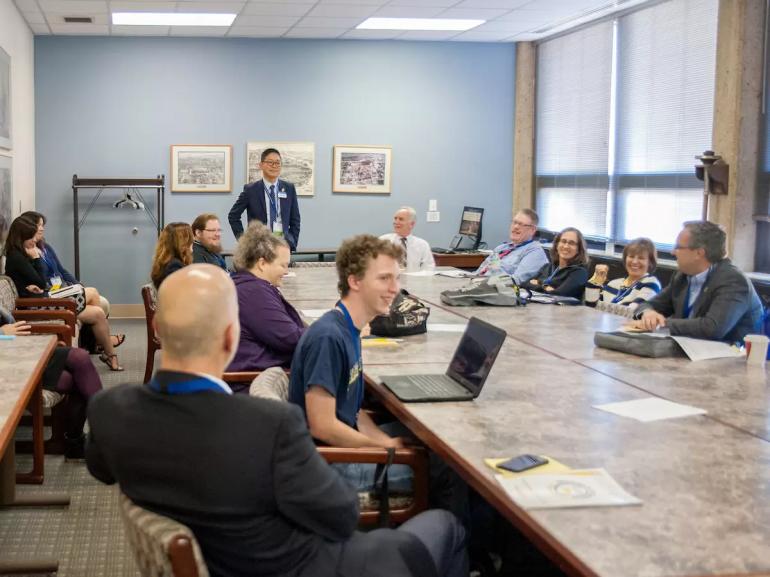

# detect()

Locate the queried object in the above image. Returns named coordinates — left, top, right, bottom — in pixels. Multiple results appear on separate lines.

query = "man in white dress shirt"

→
left=380, top=206, right=435, bottom=272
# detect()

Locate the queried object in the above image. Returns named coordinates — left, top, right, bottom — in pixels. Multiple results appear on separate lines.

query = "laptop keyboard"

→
left=407, top=375, right=463, bottom=396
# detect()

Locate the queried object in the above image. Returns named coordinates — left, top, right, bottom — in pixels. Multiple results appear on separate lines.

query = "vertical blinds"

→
left=535, top=21, right=613, bottom=238
left=534, top=0, right=719, bottom=246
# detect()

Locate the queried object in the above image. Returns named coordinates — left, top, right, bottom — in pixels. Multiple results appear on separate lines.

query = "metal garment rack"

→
left=72, top=174, right=165, bottom=278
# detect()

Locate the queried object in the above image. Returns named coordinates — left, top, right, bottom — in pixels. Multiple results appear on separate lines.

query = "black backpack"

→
left=370, top=289, right=430, bottom=337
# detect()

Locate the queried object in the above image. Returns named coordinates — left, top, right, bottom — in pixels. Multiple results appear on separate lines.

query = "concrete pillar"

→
left=513, top=42, right=537, bottom=215
left=709, top=0, right=765, bottom=270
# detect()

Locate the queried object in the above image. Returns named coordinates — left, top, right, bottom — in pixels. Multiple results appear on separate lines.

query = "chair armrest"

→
left=26, top=324, right=73, bottom=346
left=13, top=309, right=77, bottom=331
left=16, top=297, right=78, bottom=313
left=318, top=446, right=429, bottom=525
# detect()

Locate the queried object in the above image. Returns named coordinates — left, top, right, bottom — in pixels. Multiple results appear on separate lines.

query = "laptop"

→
left=381, top=317, right=507, bottom=402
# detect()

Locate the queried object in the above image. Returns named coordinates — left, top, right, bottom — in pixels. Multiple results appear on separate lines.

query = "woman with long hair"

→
left=524, top=227, right=590, bottom=299
left=3, top=214, right=124, bottom=371
left=151, top=222, right=194, bottom=288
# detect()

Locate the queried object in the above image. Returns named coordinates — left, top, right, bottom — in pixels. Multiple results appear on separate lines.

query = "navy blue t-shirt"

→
left=288, top=309, right=363, bottom=430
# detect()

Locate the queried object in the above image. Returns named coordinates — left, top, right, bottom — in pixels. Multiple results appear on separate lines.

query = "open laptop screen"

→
left=446, top=317, right=507, bottom=396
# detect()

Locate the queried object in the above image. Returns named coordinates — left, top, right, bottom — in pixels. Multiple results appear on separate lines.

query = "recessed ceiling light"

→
left=357, top=18, right=484, bottom=32
left=112, top=13, right=236, bottom=26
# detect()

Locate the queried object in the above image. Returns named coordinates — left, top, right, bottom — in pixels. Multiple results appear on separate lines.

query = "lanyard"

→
left=336, top=300, right=363, bottom=400
left=41, top=248, right=57, bottom=276
left=498, top=239, right=534, bottom=260
left=612, top=275, right=647, bottom=304
left=147, top=376, right=227, bottom=395
left=544, top=265, right=561, bottom=285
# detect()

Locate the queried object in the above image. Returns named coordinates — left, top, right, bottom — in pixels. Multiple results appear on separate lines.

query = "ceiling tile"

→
left=294, top=16, right=365, bottom=27
left=48, top=23, right=109, bottom=33
left=382, top=0, right=457, bottom=6
left=437, top=7, right=508, bottom=19
left=341, top=28, right=402, bottom=39
left=22, top=10, right=47, bottom=24
left=30, top=22, right=52, bottom=34
left=169, top=25, right=229, bottom=35
left=110, top=24, right=170, bottom=35
left=283, top=26, right=346, bottom=38
left=241, top=3, right=313, bottom=16
left=453, top=0, right=530, bottom=8
left=372, top=5, right=443, bottom=17
left=175, top=2, right=245, bottom=12
left=234, top=15, right=300, bottom=26
left=452, top=28, right=515, bottom=40
left=306, top=4, right=379, bottom=18
left=495, top=9, right=552, bottom=22
left=316, top=0, right=386, bottom=5
left=397, top=29, right=459, bottom=40
left=39, top=0, right=108, bottom=14
left=470, top=19, right=535, bottom=32
left=14, top=0, right=41, bottom=12
left=227, top=26, right=289, bottom=36
left=247, top=0, right=319, bottom=4
left=110, top=2, right=176, bottom=11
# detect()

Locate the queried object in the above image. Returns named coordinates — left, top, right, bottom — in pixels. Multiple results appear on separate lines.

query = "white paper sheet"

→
left=401, top=270, right=437, bottom=277
left=427, top=324, right=467, bottom=333
left=283, top=272, right=297, bottom=278
left=436, top=270, right=476, bottom=278
left=301, top=309, right=328, bottom=319
left=593, top=397, right=707, bottom=422
left=670, top=336, right=744, bottom=362
left=495, top=469, right=641, bottom=509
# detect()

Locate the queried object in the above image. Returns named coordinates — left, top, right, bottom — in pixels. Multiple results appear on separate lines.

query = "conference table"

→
left=282, top=268, right=770, bottom=577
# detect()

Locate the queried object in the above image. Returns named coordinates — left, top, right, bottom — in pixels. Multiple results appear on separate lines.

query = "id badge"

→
left=49, top=275, right=62, bottom=291
left=277, top=191, right=288, bottom=199
left=273, top=221, right=284, bottom=236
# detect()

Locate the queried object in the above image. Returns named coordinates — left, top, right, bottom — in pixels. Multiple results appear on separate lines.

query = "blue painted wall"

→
left=35, top=37, right=515, bottom=303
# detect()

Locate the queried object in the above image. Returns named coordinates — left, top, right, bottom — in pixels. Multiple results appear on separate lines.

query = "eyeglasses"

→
left=262, top=160, right=282, bottom=167
left=512, top=220, right=534, bottom=228
left=203, top=228, right=222, bottom=233
left=558, top=239, right=579, bottom=247
left=673, top=244, right=695, bottom=251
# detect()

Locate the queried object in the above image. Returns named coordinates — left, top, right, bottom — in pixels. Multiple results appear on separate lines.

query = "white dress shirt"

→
left=380, top=233, right=436, bottom=272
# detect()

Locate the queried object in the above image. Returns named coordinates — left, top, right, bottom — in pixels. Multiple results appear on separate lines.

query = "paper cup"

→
left=744, top=334, right=769, bottom=366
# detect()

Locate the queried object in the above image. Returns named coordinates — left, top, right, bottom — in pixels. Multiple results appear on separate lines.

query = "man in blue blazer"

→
left=228, top=148, right=301, bottom=251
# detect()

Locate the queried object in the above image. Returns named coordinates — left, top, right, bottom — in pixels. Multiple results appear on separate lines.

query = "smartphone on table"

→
left=497, top=454, right=549, bottom=473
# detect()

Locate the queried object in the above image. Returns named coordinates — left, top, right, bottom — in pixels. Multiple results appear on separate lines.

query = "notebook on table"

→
left=381, top=317, right=506, bottom=402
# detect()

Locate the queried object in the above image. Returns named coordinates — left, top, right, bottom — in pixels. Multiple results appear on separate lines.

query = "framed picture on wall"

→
left=332, top=145, right=391, bottom=194
left=0, top=154, right=11, bottom=243
left=170, top=145, right=232, bottom=193
left=0, top=47, right=11, bottom=150
left=246, top=141, right=315, bottom=197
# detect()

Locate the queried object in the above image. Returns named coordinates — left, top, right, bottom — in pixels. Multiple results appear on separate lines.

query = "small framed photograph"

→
left=246, top=141, right=315, bottom=197
left=0, top=153, right=11, bottom=240
left=170, top=144, right=232, bottom=193
left=0, top=46, right=11, bottom=150
left=332, top=145, right=392, bottom=194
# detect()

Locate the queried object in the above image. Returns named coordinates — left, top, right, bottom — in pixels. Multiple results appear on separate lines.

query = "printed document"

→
left=496, top=468, right=641, bottom=509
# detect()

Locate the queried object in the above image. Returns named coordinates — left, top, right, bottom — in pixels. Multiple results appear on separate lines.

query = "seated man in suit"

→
left=228, top=148, right=301, bottom=251
left=85, top=264, right=467, bottom=577
left=191, top=212, right=227, bottom=270
left=380, top=206, right=435, bottom=271
left=474, top=208, right=548, bottom=282
left=632, top=220, right=763, bottom=343
left=288, top=235, right=467, bottom=522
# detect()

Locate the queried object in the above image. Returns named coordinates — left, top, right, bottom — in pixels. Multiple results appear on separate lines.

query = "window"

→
left=535, top=0, right=719, bottom=247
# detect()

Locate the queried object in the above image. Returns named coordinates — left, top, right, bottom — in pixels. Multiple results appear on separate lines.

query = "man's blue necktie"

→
left=268, top=184, right=277, bottom=229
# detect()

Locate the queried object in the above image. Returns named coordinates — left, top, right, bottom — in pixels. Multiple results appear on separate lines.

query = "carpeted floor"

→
left=2, top=318, right=150, bottom=576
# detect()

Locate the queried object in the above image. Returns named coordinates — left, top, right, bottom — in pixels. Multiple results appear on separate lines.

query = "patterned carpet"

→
left=1, top=319, right=149, bottom=576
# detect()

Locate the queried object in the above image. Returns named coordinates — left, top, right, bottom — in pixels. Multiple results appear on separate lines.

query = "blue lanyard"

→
left=544, top=265, right=561, bottom=285
left=147, top=376, right=227, bottom=395
left=336, top=300, right=363, bottom=399
left=40, top=248, right=57, bottom=276
left=611, top=275, right=647, bottom=304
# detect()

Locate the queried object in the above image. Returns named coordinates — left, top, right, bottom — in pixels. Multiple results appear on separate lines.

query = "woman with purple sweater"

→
left=226, top=222, right=305, bottom=393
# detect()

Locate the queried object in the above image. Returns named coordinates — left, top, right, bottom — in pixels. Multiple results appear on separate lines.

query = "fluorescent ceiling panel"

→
left=112, top=12, right=236, bottom=26
left=357, top=17, right=484, bottom=30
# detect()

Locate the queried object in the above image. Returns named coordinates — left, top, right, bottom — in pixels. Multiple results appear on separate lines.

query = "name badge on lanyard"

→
left=277, top=190, right=288, bottom=199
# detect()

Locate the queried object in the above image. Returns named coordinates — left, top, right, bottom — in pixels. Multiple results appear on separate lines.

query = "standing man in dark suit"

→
left=85, top=264, right=467, bottom=577
left=228, top=148, right=301, bottom=251
left=632, top=220, right=763, bottom=343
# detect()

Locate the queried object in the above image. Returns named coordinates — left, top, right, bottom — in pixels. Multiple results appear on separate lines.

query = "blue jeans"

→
left=332, top=421, right=414, bottom=493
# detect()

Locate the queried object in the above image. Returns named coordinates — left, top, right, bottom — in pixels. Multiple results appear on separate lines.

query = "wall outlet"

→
left=428, top=199, right=437, bottom=211
left=426, top=211, right=440, bottom=222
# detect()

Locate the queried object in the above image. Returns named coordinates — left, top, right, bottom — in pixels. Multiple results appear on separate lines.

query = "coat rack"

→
left=72, top=175, right=165, bottom=278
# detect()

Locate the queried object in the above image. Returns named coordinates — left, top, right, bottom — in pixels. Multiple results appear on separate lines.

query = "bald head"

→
left=155, top=264, right=239, bottom=363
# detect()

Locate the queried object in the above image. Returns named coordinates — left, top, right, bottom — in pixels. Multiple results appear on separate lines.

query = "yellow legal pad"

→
left=484, top=456, right=590, bottom=478
left=361, top=338, right=402, bottom=348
